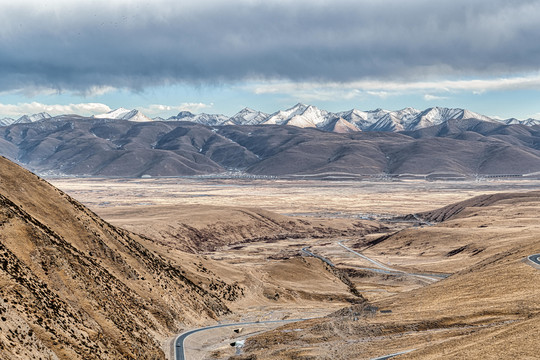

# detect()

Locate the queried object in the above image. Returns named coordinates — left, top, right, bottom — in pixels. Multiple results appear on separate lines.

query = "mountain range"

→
left=1, top=115, right=539, bottom=178
left=0, top=112, right=52, bottom=126
left=2, top=104, right=540, bottom=133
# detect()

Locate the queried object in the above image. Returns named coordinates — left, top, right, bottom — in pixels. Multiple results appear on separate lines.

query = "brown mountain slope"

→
left=415, top=191, right=536, bottom=222
left=0, top=156, right=240, bottom=359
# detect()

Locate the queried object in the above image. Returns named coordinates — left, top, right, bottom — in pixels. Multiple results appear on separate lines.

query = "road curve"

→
left=175, top=242, right=452, bottom=359
left=301, top=246, right=335, bottom=267
left=526, top=254, right=540, bottom=269
left=337, top=241, right=394, bottom=271
left=174, top=318, right=309, bottom=360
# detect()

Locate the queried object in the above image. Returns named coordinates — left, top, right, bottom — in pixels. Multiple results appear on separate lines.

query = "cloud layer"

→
left=248, top=73, right=540, bottom=96
left=2, top=0, right=540, bottom=93
left=0, top=100, right=215, bottom=118
left=0, top=102, right=111, bottom=118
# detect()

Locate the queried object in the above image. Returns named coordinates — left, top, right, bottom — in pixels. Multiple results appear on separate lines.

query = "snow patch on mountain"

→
left=0, top=117, right=15, bottom=126
left=503, top=118, right=540, bottom=126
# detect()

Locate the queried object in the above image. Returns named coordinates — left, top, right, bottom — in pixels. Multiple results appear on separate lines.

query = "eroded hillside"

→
left=0, top=156, right=241, bottom=359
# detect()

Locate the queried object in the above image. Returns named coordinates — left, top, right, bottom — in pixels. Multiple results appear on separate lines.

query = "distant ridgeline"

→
left=0, top=105, right=539, bottom=178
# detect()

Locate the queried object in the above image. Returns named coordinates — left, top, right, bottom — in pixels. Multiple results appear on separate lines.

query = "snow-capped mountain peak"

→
left=122, top=109, right=153, bottom=122
left=13, top=112, right=52, bottom=124
left=175, top=111, right=195, bottom=119
left=503, top=118, right=540, bottom=126
left=323, top=117, right=359, bottom=133
left=264, top=103, right=308, bottom=125
left=403, top=107, right=494, bottom=131
left=94, top=108, right=132, bottom=119
left=229, top=107, right=269, bottom=125
left=263, top=103, right=330, bottom=128
left=94, top=108, right=152, bottom=122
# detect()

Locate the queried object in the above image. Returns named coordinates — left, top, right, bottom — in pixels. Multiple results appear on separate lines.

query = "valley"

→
left=46, top=176, right=540, bottom=359
left=0, top=155, right=538, bottom=359
left=1, top=149, right=539, bottom=360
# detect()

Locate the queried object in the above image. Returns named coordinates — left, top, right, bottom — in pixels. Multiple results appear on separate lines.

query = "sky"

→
left=2, top=0, right=540, bottom=119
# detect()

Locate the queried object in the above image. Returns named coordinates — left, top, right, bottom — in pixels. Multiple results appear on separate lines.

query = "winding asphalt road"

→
left=301, top=246, right=335, bottom=267
left=174, top=318, right=413, bottom=360
left=412, top=214, right=434, bottom=227
left=174, top=318, right=309, bottom=360
left=337, top=241, right=446, bottom=282
left=370, top=349, right=416, bottom=360
left=175, top=242, right=456, bottom=360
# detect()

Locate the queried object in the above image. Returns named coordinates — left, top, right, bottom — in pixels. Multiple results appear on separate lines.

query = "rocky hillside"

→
left=0, top=156, right=242, bottom=359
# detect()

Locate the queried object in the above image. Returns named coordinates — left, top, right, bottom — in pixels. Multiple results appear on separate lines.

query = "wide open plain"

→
left=47, top=177, right=540, bottom=359
left=48, top=177, right=540, bottom=216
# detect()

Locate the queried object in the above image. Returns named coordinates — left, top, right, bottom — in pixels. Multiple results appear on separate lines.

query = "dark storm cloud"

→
left=1, top=0, right=540, bottom=93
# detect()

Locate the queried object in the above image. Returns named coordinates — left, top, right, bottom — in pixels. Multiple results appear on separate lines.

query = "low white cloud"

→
left=0, top=102, right=215, bottom=119
left=247, top=73, right=540, bottom=99
left=80, top=86, right=117, bottom=97
left=0, top=102, right=111, bottom=118
left=424, top=94, right=448, bottom=101
left=0, top=87, right=60, bottom=97
left=367, top=91, right=391, bottom=99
